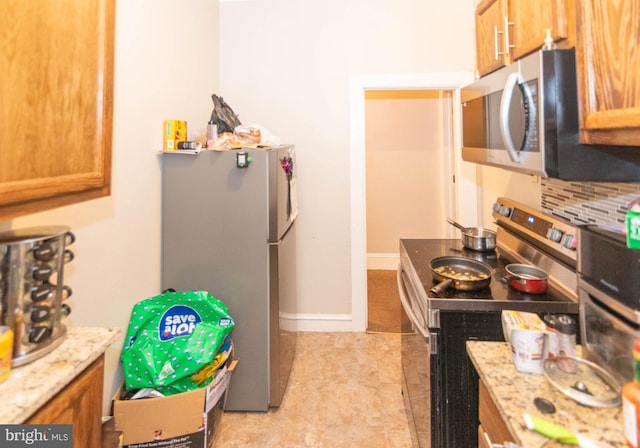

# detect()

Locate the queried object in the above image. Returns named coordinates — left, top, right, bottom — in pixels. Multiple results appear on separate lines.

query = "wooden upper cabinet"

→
left=509, top=0, right=572, bottom=60
left=476, top=0, right=574, bottom=77
left=0, top=0, right=115, bottom=220
left=574, top=0, right=640, bottom=146
left=476, top=0, right=510, bottom=77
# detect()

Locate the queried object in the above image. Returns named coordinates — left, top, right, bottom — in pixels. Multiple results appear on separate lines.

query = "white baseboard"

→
left=367, top=253, right=399, bottom=270
left=280, top=254, right=400, bottom=332
left=280, top=312, right=356, bottom=332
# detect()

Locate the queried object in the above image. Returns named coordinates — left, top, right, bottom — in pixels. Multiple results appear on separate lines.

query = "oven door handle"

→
left=397, top=264, right=430, bottom=342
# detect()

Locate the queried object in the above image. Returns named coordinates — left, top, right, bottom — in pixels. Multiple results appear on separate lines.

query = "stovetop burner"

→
left=448, top=247, right=499, bottom=265
left=428, top=265, right=559, bottom=302
left=428, top=285, right=493, bottom=299
left=400, top=238, right=578, bottom=314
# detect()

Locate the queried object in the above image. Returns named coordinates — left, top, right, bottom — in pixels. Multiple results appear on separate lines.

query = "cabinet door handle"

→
left=483, top=431, right=521, bottom=448
left=494, top=25, right=502, bottom=60
left=504, top=17, right=514, bottom=54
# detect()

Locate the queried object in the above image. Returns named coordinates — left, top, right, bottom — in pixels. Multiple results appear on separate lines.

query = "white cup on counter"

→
left=510, top=329, right=546, bottom=374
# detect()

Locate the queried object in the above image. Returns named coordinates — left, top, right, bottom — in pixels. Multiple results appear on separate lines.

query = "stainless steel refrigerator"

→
left=161, top=145, right=297, bottom=411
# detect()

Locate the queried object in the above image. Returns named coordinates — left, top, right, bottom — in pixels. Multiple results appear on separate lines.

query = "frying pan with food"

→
left=429, top=256, right=493, bottom=296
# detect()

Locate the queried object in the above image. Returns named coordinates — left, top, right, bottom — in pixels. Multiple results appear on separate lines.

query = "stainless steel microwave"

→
left=461, top=49, right=640, bottom=182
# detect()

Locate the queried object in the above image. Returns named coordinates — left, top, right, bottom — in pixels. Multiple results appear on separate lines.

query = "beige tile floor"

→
left=216, top=332, right=413, bottom=448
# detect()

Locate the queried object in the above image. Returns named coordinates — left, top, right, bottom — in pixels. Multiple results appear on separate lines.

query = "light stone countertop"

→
left=467, top=341, right=625, bottom=448
left=0, top=326, right=120, bottom=424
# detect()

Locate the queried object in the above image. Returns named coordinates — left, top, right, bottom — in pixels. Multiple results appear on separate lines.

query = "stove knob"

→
left=548, top=228, right=564, bottom=242
left=499, top=206, right=512, bottom=217
left=492, top=202, right=502, bottom=213
left=562, top=234, right=577, bottom=250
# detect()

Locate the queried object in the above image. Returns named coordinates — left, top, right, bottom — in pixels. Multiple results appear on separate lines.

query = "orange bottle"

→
left=623, top=338, right=640, bottom=447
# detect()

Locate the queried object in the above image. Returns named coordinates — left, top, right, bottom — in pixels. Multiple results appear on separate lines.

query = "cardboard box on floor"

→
left=113, top=360, right=237, bottom=448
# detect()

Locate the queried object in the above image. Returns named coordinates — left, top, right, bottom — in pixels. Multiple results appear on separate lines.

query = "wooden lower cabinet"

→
left=478, top=379, right=516, bottom=447
left=26, top=355, right=105, bottom=448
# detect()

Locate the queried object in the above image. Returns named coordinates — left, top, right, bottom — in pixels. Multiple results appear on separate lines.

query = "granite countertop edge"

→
left=0, top=326, right=121, bottom=424
left=467, top=340, right=626, bottom=448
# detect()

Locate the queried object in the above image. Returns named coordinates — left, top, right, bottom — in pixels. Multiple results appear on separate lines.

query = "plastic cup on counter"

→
left=510, top=328, right=546, bottom=375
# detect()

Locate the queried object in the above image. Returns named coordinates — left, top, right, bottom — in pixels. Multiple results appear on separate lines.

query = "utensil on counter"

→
left=502, top=263, right=548, bottom=294
left=447, top=218, right=497, bottom=252
left=523, top=414, right=598, bottom=447
left=429, top=256, right=493, bottom=296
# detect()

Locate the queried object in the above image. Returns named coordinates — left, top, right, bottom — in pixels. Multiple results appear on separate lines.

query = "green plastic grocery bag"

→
left=121, top=290, right=234, bottom=394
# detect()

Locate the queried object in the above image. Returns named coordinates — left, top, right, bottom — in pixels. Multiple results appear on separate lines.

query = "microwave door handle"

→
left=500, top=72, right=525, bottom=163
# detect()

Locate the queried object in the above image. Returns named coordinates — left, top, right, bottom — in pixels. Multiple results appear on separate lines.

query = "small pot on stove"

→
left=503, top=264, right=548, bottom=294
left=447, top=218, right=496, bottom=252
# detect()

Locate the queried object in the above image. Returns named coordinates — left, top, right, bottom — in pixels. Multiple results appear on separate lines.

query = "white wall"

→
left=476, top=165, right=542, bottom=229
left=219, top=0, right=478, bottom=325
left=2, top=0, right=496, bottom=413
left=365, top=92, right=452, bottom=255
left=5, top=0, right=220, bottom=414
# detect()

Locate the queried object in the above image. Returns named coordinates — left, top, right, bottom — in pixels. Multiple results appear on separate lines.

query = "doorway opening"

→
left=365, top=89, right=453, bottom=333
left=349, top=72, right=476, bottom=332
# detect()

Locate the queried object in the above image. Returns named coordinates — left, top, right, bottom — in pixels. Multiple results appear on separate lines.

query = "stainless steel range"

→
left=398, top=197, right=580, bottom=448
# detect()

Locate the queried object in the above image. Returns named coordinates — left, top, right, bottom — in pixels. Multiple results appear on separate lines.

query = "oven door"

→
left=398, top=264, right=431, bottom=448
left=580, top=279, right=640, bottom=384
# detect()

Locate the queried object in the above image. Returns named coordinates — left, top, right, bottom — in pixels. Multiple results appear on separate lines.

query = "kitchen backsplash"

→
left=541, top=178, right=640, bottom=226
